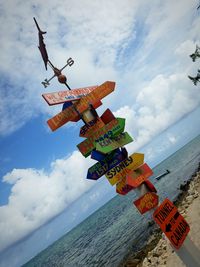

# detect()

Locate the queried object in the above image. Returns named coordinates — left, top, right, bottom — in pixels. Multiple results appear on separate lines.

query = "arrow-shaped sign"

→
left=126, top=163, right=153, bottom=188
left=47, top=81, right=115, bottom=131
left=87, top=148, right=127, bottom=180
left=77, top=117, right=125, bottom=157
left=95, top=132, right=133, bottom=154
left=105, top=153, right=144, bottom=185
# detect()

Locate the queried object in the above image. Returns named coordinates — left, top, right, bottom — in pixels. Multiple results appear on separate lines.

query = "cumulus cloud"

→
left=0, top=151, right=94, bottom=252
left=113, top=72, right=200, bottom=151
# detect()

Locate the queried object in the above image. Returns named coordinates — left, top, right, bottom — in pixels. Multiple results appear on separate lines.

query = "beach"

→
left=119, top=165, right=200, bottom=267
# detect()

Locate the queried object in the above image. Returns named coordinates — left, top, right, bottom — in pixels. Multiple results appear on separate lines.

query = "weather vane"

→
left=33, top=17, right=74, bottom=90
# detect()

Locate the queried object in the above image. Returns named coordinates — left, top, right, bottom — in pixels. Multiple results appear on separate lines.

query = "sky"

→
left=0, top=0, right=200, bottom=266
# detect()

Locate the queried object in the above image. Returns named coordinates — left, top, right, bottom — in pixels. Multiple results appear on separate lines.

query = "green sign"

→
left=77, top=117, right=125, bottom=157
left=95, top=132, right=133, bottom=154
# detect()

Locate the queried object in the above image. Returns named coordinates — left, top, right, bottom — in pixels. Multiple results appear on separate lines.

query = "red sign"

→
left=42, top=85, right=98, bottom=105
left=47, top=81, right=115, bottom=131
left=153, top=198, right=190, bottom=249
left=100, top=109, right=115, bottom=124
left=133, top=192, right=159, bottom=214
left=126, top=163, right=153, bottom=188
left=116, top=176, right=134, bottom=195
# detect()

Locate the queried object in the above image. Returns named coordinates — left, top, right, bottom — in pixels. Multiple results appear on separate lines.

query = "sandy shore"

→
left=119, top=165, right=200, bottom=267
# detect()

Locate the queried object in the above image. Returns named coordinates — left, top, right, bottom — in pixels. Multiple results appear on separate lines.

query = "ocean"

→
left=23, top=135, right=200, bottom=267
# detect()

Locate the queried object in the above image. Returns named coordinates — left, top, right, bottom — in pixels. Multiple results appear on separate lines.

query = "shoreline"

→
left=118, top=163, right=200, bottom=267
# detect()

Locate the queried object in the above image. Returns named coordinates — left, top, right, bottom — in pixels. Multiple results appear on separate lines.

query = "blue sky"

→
left=0, top=0, right=200, bottom=266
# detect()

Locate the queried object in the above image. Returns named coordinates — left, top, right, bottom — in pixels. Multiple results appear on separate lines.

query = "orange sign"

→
left=79, top=118, right=105, bottom=138
left=133, top=192, right=159, bottom=214
left=126, top=163, right=153, bottom=188
left=47, top=81, right=115, bottom=131
left=153, top=198, right=190, bottom=249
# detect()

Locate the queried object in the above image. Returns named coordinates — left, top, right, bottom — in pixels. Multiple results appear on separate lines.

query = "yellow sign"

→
left=105, top=153, right=144, bottom=185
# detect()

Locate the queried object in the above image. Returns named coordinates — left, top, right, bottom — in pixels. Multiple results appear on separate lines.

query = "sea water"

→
left=23, top=135, right=200, bottom=267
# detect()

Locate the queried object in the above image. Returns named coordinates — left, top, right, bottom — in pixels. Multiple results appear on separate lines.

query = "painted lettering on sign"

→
left=153, top=198, right=190, bottom=249
left=79, top=118, right=105, bottom=138
left=133, top=192, right=159, bottom=214
left=47, top=81, right=115, bottom=131
left=77, top=117, right=125, bottom=157
left=126, top=163, right=153, bottom=188
left=87, top=148, right=127, bottom=180
left=105, top=153, right=144, bottom=185
left=95, top=132, right=133, bottom=154
left=42, top=86, right=98, bottom=105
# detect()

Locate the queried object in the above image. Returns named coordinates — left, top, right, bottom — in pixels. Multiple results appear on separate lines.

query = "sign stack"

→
left=43, top=80, right=191, bottom=253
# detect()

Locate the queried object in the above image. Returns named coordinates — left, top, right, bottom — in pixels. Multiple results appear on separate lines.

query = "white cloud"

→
left=113, top=72, right=200, bottom=152
left=0, top=151, right=94, bottom=252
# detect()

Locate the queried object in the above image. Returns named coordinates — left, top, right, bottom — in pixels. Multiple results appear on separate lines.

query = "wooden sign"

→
left=116, top=176, right=134, bottom=195
left=105, top=153, right=144, bottom=185
left=133, top=192, right=159, bottom=214
left=100, top=109, right=115, bottom=124
left=95, top=132, right=133, bottom=154
left=91, top=150, right=106, bottom=161
left=153, top=198, right=190, bottom=249
left=79, top=109, right=115, bottom=138
left=87, top=148, right=127, bottom=180
left=77, top=117, right=125, bottom=157
left=126, top=163, right=153, bottom=188
left=47, top=81, right=115, bottom=131
left=79, top=118, right=105, bottom=138
left=42, top=85, right=98, bottom=105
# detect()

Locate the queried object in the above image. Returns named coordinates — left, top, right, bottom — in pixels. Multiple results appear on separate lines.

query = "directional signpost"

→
left=36, top=18, right=200, bottom=267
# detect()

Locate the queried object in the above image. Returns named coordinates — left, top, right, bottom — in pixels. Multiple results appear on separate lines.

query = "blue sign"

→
left=91, top=150, right=106, bottom=161
left=87, top=148, right=128, bottom=180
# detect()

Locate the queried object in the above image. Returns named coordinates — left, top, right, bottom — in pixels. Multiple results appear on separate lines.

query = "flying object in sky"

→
left=188, top=69, right=200, bottom=85
left=189, top=45, right=200, bottom=62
